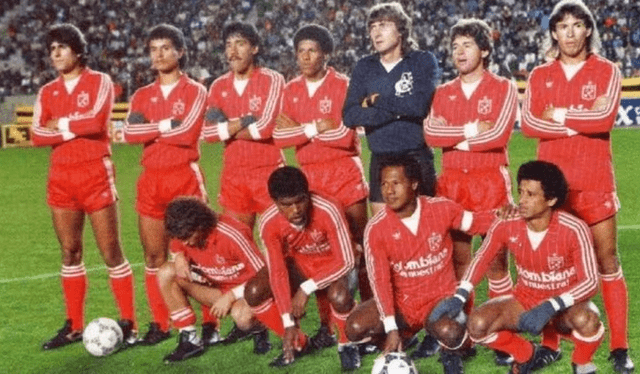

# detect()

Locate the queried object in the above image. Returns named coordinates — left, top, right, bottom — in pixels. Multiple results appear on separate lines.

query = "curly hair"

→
left=46, top=23, right=87, bottom=66
left=367, top=2, right=417, bottom=55
left=147, top=23, right=188, bottom=68
left=517, top=160, right=568, bottom=208
left=267, top=166, right=310, bottom=200
left=450, top=18, right=493, bottom=68
left=165, top=197, right=217, bottom=240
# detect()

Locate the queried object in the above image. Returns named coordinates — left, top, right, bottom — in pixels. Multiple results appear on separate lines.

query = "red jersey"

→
left=424, top=70, right=517, bottom=170
left=274, top=67, right=362, bottom=165
left=202, top=67, right=285, bottom=168
left=463, top=210, right=598, bottom=305
left=521, top=54, right=621, bottom=192
left=258, top=193, right=354, bottom=316
left=169, top=214, right=265, bottom=289
left=32, top=68, right=114, bottom=165
left=364, top=196, right=493, bottom=320
left=124, top=74, right=206, bottom=169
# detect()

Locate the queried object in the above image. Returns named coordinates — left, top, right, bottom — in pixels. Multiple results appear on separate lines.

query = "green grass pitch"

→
left=0, top=129, right=638, bottom=373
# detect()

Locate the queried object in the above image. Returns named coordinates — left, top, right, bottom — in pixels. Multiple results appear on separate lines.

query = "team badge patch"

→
left=581, top=82, right=596, bottom=101
left=395, top=72, right=413, bottom=98
left=172, top=99, right=185, bottom=116
left=547, top=253, right=564, bottom=271
left=77, top=91, right=90, bottom=108
left=215, top=254, right=225, bottom=265
left=319, top=96, right=332, bottom=114
left=249, top=95, right=262, bottom=112
left=428, top=233, right=442, bottom=252
left=478, top=96, right=492, bottom=115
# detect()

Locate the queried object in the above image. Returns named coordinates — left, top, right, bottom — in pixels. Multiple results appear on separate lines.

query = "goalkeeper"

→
left=430, top=161, right=603, bottom=374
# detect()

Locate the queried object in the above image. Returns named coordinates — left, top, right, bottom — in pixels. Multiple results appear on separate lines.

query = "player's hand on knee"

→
left=429, top=297, right=463, bottom=323
left=291, top=289, right=309, bottom=319
left=383, top=330, right=401, bottom=354
left=518, top=297, right=565, bottom=335
left=210, top=292, right=234, bottom=318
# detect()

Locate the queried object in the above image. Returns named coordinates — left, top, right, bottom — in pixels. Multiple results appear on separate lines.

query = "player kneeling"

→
left=346, top=156, right=496, bottom=374
left=157, top=197, right=270, bottom=363
left=431, top=161, right=603, bottom=374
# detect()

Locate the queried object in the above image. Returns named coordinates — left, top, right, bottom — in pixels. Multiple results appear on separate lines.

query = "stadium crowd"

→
left=1, top=0, right=639, bottom=101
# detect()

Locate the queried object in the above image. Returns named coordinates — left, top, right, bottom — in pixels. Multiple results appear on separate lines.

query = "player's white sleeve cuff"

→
left=159, top=118, right=172, bottom=133
left=303, top=122, right=319, bottom=138
left=282, top=313, right=295, bottom=328
left=248, top=123, right=261, bottom=139
left=552, top=108, right=567, bottom=124
left=556, top=293, right=575, bottom=309
left=383, top=316, right=398, bottom=333
left=566, top=128, right=578, bottom=136
left=61, top=131, right=76, bottom=141
left=300, top=280, right=318, bottom=295
left=454, top=140, right=470, bottom=151
left=58, top=117, right=70, bottom=132
left=463, top=121, right=479, bottom=139
left=232, top=284, right=245, bottom=300
left=459, top=211, right=473, bottom=232
left=217, top=122, right=230, bottom=141
left=458, top=281, right=474, bottom=293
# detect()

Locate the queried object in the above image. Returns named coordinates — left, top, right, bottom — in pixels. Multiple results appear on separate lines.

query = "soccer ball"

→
left=82, top=317, right=123, bottom=357
left=371, top=352, right=418, bottom=374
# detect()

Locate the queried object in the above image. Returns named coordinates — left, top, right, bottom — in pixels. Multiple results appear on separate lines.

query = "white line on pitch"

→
left=0, top=262, right=145, bottom=284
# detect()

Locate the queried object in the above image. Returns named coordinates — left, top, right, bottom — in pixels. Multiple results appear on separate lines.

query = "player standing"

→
left=123, top=24, right=208, bottom=346
left=423, top=18, right=517, bottom=364
left=343, top=2, right=440, bottom=218
left=33, top=23, right=137, bottom=349
left=202, top=21, right=285, bottom=231
left=521, top=1, right=633, bottom=372
left=157, top=197, right=270, bottom=363
left=345, top=156, right=495, bottom=374
left=273, top=24, right=371, bottom=341
left=431, top=161, right=603, bottom=374
left=244, top=166, right=359, bottom=370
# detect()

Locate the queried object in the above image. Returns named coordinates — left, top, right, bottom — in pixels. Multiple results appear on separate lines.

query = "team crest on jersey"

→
left=581, top=82, right=596, bottom=101
left=547, top=253, right=564, bottom=271
left=172, top=99, right=186, bottom=116
left=77, top=91, right=90, bottom=108
left=249, top=95, right=262, bottom=112
left=478, top=96, right=492, bottom=115
left=319, top=96, right=332, bottom=114
left=428, top=232, right=442, bottom=252
left=395, top=72, right=413, bottom=98
left=215, top=254, right=225, bottom=265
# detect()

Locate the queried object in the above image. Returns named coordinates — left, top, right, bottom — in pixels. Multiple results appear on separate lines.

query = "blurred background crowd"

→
left=1, top=0, right=639, bottom=102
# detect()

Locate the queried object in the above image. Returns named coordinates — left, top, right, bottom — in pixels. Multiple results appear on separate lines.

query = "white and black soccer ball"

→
left=82, top=317, right=123, bottom=357
left=371, top=352, right=418, bottom=374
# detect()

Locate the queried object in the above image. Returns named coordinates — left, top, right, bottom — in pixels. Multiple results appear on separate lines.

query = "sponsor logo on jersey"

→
left=319, top=96, right=332, bottom=114
left=516, top=264, right=576, bottom=291
left=391, top=249, right=448, bottom=278
left=191, top=262, right=246, bottom=281
left=395, top=72, right=413, bottom=98
left=173, top=99, right=185, bottom=116
left=478, top=96, right=492, bottom=115
left=249, top=94, right=262, bottom=112
left=581, top=81, right=596, bottom=101
left=77, top=91, right=90, bottom=108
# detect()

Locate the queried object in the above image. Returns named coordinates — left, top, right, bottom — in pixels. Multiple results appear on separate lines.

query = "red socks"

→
left=571, top=324, right=604, bottom=365
left=479, top=331, right=534, bottom=363
left=145, top=267, right=170, bottom=331
left=330, top=305, right=351, bottom=344
left=601, top=269, right=629, bottom=350
left=108, top=260, right=136, bottom=325
left=171, top=307, right=197, bottom=330
left=61, top=264, right=87, bottom=331
left=250, top=298, right=285, bottom=337
left=488, top=273, right=513, bottom=299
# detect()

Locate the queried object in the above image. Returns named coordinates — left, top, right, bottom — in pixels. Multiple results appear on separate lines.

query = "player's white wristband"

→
left=300, top=280, right=318, bottom=295
left=459, top=211, right=473, bottom=232
left=61, top=131, right=76, bottom=141
left=566, top=128, right=578, bottom=136
left=383, top=316, right=398, bottom=333
left=282, top=313, right=295, bottom=329
left=248, top=123, right=261, bottom=139
left=58, top=117, right=70, bottom=132
left=463, top=121, right=479, bottom=139
left=454, top=140, right=470, bottom=151
left=232, top=284, right=245, bottom=300
left=217, top=122, right=230, bottom=141
left=550, top=293, right=574, bottom=311
left=303, top=122, right=319, bottom=138
left=159, top=118, right=172, bottom=133
left=552, top=108, right=567, bottom=124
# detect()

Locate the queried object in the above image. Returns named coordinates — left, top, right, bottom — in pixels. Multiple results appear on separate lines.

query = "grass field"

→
left=0, top=130, right=638, bottom=373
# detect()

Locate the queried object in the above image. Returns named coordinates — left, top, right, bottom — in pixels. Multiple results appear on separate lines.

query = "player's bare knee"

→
left=596, top=255, right=619, bottom=275
left=467, top=312, right=490, bottom=340
left=570, top=308, right=601, bottom=337
left=244, top=277, right=270, bottom=307
left=345, top=316, right=367, bottom=342
left=61, top=244, right=83, bottom=266
left=156, top=262, right=176, bottom=286
left=328, top=283, right=353, bottom=313
left=430, top=317, right=465, bottom=349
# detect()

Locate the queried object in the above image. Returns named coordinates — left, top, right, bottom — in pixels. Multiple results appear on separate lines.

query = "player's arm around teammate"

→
left=33, top=24, right=137, bottom=350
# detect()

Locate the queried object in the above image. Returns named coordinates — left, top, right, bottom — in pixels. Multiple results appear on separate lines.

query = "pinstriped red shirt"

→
left=424, top=70, right=517, bottom=170
left=521, top=54, right=621, bottom=192
left=32, top=68, right=114, bottom=165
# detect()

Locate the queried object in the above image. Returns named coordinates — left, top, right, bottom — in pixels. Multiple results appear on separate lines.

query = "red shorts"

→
left=137, top=162, right=207, bottom=219
left=219, top=163, right=281, bottom=215
left=302, top=157, right=369, bottom=209
left=395, top=295, right=445, bottom=333
left=436, top=166, right=513, bottom=211
left=47, top=157, right=118, bottom=213
left=562, top=190, right=620, bottom=226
